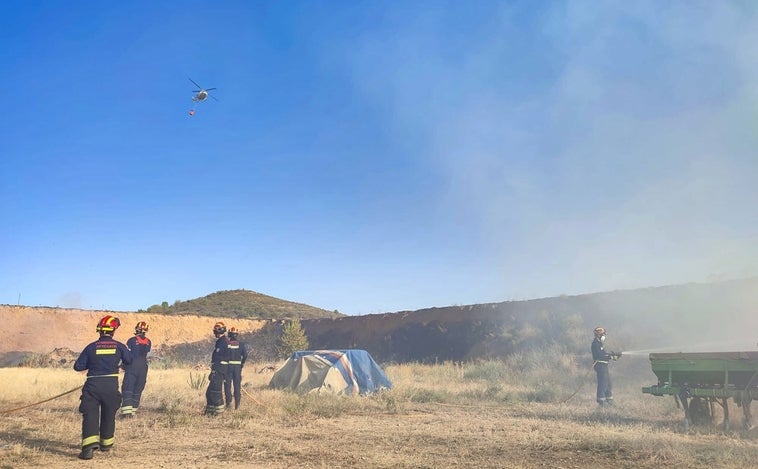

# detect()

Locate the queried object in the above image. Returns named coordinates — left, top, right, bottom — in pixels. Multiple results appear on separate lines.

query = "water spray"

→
left=614, top=350, right=649, bottom=356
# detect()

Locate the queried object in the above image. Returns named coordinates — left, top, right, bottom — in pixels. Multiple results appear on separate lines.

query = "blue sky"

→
left=1, top=1, right=756, bottom=314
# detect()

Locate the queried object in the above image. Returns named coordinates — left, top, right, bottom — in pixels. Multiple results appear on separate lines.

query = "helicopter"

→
left=188, top=77, right=218, bottom=116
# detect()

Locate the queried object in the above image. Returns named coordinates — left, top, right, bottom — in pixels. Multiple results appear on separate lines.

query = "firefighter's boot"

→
left=78, top=447, right=95, bottom=460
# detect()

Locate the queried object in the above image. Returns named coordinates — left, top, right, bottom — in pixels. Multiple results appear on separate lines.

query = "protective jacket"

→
left=74, top=335, right=132, bottom=377
left=591, top=338, right=613, bottom=364
left=127, top=334, right=151, bottom=366
left=74, top=335, right=131, bottom=451
left=211, top=336, right=230, bottom=370
left=227, top=338, right=247, bottom=367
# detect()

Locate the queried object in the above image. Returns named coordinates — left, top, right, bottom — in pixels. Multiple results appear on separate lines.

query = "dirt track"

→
left=0, top=305, right=268, bottom=356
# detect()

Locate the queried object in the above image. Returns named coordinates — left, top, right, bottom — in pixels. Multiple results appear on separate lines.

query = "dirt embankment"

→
left=0, top=305, right=269, bottom=358
left=302, top=278, right=758, bottom=363
left=3, top=277, right=756, bottom=366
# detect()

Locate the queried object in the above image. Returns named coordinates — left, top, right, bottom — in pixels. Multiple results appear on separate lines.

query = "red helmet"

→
left=97, top=315, right=121, bottom=334
left=135, top=321, right=149, bottom=334
left=228, top=326, right=239, bottom=338
left=213, top=321, right=227, bottom=336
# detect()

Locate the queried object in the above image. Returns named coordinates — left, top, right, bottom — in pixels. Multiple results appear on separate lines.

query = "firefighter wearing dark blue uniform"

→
left=205, top=321, right=229, bottom=416
left=224, top=327, right=248, bottom=410
left=120, top=321, right=151, bottom=417
left=591, top=327, right=620, bottom=406
left=73, top=315, right=132, bottom=460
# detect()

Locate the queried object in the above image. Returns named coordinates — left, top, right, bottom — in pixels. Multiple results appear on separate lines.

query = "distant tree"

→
left=277, top=319, right=309, bottom=358
left=145, top=301, right=171, bottom=314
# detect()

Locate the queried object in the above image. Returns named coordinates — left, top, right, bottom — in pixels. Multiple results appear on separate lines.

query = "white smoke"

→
left=347, top=2, right=758, bottom=305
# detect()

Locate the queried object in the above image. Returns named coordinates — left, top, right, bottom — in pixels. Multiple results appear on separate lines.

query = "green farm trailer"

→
left=642, top=351, right=758, bottom=430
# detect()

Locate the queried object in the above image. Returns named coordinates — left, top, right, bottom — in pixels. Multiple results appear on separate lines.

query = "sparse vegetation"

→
left=187, top=371, right=206, bottom=390
left=138, top=289, right=342, bottom=320
left=1, top=357, right=755, bottom=468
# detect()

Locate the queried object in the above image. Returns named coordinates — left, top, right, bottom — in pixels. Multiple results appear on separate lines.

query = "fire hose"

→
left=0, top=384, right=83, bottom=415
left=562, top=352, right=622, bottom=404
left=241, top=386, right=265, bottom=407
left=561, top=362, right=596, bottom=404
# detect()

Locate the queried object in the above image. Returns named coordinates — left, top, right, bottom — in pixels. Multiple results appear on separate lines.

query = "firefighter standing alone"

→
left=224, top=326, right=248, bottom=410
left=205, top=321, right=230, bottom=416
left=120, top=321, right=151, bottom=418
left=591, top=326, right=620, bottom=407
left=73, top=315, right=132, bottom=460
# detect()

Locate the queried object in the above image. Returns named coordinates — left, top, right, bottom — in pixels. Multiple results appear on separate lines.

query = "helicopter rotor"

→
left=188, top=77, right=219, bottom=114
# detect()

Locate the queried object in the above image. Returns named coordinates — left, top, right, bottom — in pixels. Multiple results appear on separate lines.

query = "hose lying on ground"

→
left=0, top=385, right=83, bottom=415
left=560, top=362, right=596, bottom=404
left=241, top=387, right=265, bottom=407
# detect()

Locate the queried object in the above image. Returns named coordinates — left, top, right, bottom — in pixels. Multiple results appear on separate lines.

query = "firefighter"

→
left=205, top=321, right=229, bottom=416
left=120, top=321, right=151, bottom=418
left=224, top=326, right=248, bottom=410
left=591, top=326, right=620, bottom=406
left=73, top=315, right=132, bottom=460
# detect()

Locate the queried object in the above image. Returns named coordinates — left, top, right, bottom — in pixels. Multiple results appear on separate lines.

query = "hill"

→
left=300, top=277, right=758, bottom=362
left=139, top=289, right=342, bottom=320
left=2, top=278, right=756, bottom=367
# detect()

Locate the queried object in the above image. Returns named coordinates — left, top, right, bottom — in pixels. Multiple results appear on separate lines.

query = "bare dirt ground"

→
left=0, top=305, right=267, bottom=356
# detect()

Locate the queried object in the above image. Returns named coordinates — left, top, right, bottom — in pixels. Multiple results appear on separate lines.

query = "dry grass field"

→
left=1, top=358, right=756, bottom=468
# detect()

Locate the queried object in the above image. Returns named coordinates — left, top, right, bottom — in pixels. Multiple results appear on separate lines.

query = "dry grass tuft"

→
left=0, top=358, right=756, bottom=468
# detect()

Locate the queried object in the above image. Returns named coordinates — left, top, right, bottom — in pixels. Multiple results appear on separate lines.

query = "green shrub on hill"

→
left=138, top=289, right=341, bottom=320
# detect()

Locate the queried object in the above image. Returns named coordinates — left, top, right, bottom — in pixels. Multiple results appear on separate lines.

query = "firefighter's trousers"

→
left=205, top=365, right=227, bottom=415
left=594, top=362, right=613, bottom=404
left=225, top=365, right=243, bottom=409
left=79, top=376, right=122, bottom=450
left=121, top=364, right=148, bottom=415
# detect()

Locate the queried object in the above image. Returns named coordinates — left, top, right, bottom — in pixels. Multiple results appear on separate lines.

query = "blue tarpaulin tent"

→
left=269, top=349, right=392, bottom=395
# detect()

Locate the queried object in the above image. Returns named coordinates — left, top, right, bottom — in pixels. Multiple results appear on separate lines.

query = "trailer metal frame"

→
left=641, top=351, right=758, bottom=430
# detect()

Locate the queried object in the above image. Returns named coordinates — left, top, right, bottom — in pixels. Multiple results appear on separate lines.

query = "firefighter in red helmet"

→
left=120, top=321, right=152, bottom=418
left=73, top=315, right=132, bottom=459
left=205, top=321, right=229, bottom=416
left=224, top=327, right=248, bottom=410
